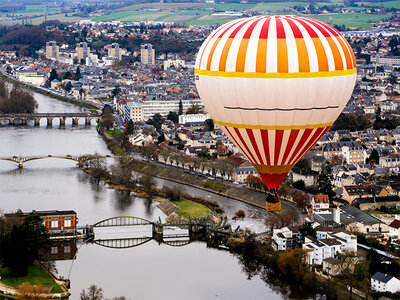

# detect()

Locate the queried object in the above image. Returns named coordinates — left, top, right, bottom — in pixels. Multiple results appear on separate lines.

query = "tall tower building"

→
left=76, top=42, right=90, bottom=62
left=46, top=41, right=59, bottom=58
left=106, top=43, right=124, bottom=61
left=141, top=44, right=155, bottom=65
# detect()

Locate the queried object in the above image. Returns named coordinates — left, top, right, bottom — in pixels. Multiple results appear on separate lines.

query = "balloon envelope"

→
left=195, top=15, right=356, bottom=190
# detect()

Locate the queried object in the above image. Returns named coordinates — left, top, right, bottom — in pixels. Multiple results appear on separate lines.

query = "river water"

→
left=0, top=91, right=286, bottom=299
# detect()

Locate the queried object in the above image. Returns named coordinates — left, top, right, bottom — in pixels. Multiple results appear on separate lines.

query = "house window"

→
left=64, top=216, right=72, bottom=228
left=64, top=245, right=71, bottom=253
left=51, top=246, right=58, bottom=254
left=51, top=217, right=58, bottom=228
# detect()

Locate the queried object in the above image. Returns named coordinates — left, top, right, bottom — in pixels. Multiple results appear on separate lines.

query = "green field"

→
left=173, top=198, right=210, bottom=219
left=89, top=1, right=394, bottom=28
left=369, top=0, right=400, bottom=9
left=313, top=13, right=391, bottom=28
left=0, top=261, right=63, bottom=293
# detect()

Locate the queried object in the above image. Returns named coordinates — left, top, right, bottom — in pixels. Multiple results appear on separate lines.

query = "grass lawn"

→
left=107, top=129, right=122, bottom=137
left=0, top=261, right=63, bottom=293
left=173, top=198, right=210, bottom=219
left=203, top=180, right=226, bottom=192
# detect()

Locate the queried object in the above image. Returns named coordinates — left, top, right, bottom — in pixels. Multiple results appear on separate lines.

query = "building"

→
left=24, top=210, right=77, bottom=233
left=125, top=101, right=144, bottom=123
left=292, top=170, right=316, bottom=187
left=106, top=43, right=125, bottom=61
left=137, top=100, right=203, bottom=120
left=164, top=58, right=185, bottom=70
left=141, top=44, right=155, bottom=65
left=46, top=41, right=59, bottom=58
left=272, top=226, right=302, bottom=250
left=311, top=195, right=330, bottom=211
left=178, top=113, right=210, bottom=124
left=76, top=42, right=90, bottom=62
left=371, top=272, right=400, bottom=293
left=323, top=141, right=364, bottom=165
left=375, top=55, right=400, bottom=67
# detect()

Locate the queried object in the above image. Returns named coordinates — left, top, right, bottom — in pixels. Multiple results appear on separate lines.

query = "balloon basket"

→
left=266, top=200, right=281, bottom=212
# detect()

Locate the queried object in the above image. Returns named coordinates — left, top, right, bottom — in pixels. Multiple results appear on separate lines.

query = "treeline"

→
left=0, top=80, right=38, bottom=113
left=331, top=112, right=372, bottom=131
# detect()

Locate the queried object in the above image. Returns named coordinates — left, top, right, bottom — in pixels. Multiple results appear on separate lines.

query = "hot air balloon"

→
left=195, top=15, right=356, bottom=211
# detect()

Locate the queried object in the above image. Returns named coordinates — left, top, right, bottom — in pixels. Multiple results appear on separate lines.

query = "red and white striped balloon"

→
left=195, top=15, right=356, bottom=189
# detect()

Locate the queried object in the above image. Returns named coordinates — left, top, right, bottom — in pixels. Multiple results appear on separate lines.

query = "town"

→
left=0, top=6, right=400, bottom=300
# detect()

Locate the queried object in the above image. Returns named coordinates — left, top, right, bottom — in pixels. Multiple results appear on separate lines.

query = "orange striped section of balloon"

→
left=195, top=15, right=356, bottom=189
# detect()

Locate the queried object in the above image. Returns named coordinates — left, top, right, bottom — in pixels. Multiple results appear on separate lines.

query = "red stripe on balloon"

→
left=260, top=129, right=271, bottom=165
left=292, top=127, right=325, bottom=163
left=223, top=126, right=250, bottom=158
left=287, top=129, right=313, bottom=164
left=246, top=129, right=264, bottom=165
left=281, top=129, right=300, bottom=165
left=259, top=172, right=288, bottom=190
left=274, top=130, right=284, bottom=165
left=233, top=127, right=258, bottom=164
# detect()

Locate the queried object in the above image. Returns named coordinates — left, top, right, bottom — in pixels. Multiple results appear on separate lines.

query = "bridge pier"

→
left=85, top=117, right=91, bottom=125
left=21, top=118, right=27, bottom=126
left=18, top=160, right=23, bottom=168
left=34, top=118, right=40, bottom=126
left=72, top=118, right=78, bottom=126
left=152, top=223, right=164, bottom=242
left=60, top=117, right=66, bottom=127
left=47, top=118, right=53, bottom=127
left=9, top=118, right=14, bottom=126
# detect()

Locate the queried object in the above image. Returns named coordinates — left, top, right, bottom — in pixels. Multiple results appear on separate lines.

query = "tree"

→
left=141, top=143, right=157, bottom=162
left=65, top=81, right=72, bottom=92
left=49, top=69, right=58, bottom=82
left=111, top=86, right=120, bottom=98
left=159, top=146, right=172, bottom=166
left=366, top=149, right=379, bottom=165
left=110, top=156, right=136, bottom=188
left=277, top=248, right=309, bottom=284
left=167, top=111, right=178, bottom=123
left=0, top=215, right=50, bottom=276
left=80, top=284, right=104, bottom=300
left=178, top=99, right=183, bottom=115
left=292, top=180, right=306, bottom=190
left=333, top=251, right=369, bottom=299
left=16, top=282, right=50, bottom=300
left=299, top=222, right=316, bottom=243
left=317, top=160, right=335, bottom=203
left=186, top=103, right=204, bottom=115
left=292, top=190, right=309, bottom=211
left=204, top=119, right=214, bottom=131
left=139, top=174, right=157, bottom=198
left=74, top=66, right=82, bottom=80
left=126, top=119, right=134, bottom=135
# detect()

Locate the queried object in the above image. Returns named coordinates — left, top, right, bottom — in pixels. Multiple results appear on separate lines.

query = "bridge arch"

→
left=93, top=216, right=153, bottom=228
left=93, top=237, right=152, bottom=249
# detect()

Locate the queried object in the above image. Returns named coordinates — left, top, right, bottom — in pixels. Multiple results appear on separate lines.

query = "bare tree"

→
left=141, top=142, right=157, bottom=162
left=80, top=284, right=104, bottom=300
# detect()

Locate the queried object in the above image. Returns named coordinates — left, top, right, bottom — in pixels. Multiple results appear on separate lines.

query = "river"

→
left=0, top=91, right=286, bottom=299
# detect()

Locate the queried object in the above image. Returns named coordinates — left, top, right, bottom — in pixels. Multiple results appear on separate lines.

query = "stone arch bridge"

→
left=0, top=113, right=100, bottom=126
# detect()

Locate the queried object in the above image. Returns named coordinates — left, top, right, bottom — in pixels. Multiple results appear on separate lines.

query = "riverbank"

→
left=0, top=261, right=70, bottom=299
left=0, top=70, right=99, bottom=112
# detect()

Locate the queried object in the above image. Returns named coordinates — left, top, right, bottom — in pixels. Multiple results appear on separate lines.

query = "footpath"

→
left=132, top=161, right=299, bottom=214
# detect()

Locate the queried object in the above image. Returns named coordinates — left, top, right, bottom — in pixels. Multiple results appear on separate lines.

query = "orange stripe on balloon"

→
left=326, top=36, right=344, bottom=71
left=312, top=37, right=329, bottom=72
left=206, top=38, right=220, bottom=71
left=295, top=38, right=310, bottom=73
left=336, top=36, right=353, bottom=69
left=256, top=39, right=267, bottom=73
left=277, top=39, right=288, bottom=73
left=219, top=38, right=234, bottom=72
left=236, top=38, right=250, bottom=73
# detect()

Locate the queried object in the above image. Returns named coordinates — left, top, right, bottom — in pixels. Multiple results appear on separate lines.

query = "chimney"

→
left=333, top=207, right=340, bottom=223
